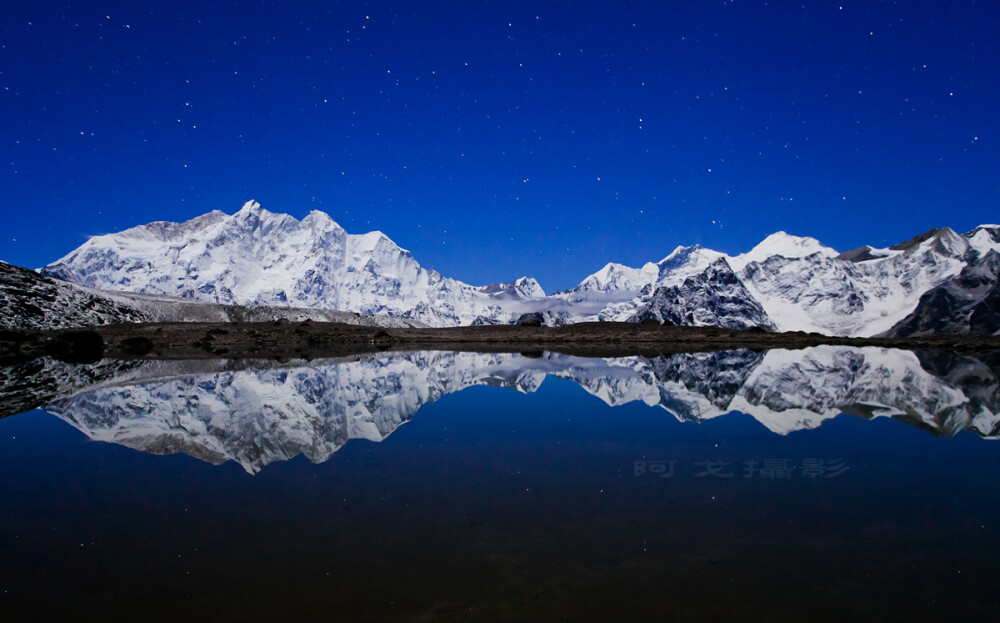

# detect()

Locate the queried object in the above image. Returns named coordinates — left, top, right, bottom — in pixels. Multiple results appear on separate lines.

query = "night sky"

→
left=2, top=1, right=998, bottom=291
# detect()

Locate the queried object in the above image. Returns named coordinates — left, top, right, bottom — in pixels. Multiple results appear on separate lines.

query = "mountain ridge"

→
left=25, top=200, right=1000, bottom=335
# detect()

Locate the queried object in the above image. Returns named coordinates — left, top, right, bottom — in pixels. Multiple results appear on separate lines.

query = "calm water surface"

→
left=2, top=347, right=1000, bottom=621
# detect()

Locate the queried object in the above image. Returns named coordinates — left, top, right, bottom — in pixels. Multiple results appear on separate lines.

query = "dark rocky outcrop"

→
left=1, top=260, right=152, bottom=331
left=630, top=259, right=776, bottom=331
left=516, top=312, right=545, bottom=327
left=837, top=245, right=891, bottom=263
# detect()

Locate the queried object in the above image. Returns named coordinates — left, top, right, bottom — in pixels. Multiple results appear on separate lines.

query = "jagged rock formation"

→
left=630, top=259, right=776, bottom=330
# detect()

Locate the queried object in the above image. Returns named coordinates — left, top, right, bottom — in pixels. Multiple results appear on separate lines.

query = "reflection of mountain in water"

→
left=8, top=347, right=1000, bottom=473
left=43, top=352, right=552, bottom=473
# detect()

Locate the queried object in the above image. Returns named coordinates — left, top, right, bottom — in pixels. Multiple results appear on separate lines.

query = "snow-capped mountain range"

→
left=0, top=259, right=421, bottom=331
left=35, top=200, right=1000, bottom=335
left=17, top=346, right=1000, bottom=473
left=41, top=200, right=544, bottom=328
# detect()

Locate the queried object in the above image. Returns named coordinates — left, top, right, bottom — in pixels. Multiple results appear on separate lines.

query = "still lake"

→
left=2, top=347, right=1000, bottom=621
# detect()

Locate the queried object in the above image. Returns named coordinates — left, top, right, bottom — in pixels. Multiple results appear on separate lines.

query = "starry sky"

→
left=2, top=1, right=998, bottom=291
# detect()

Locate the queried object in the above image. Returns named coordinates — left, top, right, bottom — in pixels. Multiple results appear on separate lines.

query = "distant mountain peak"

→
left=896, top=227, right=969, bottom=259
left=889, top=227, right=945, bottom=251
left=964, top=224, right=1000, bottom=259
left=729, top=231, right=837, bottom=271
left=478, top=276, right=545, bottom=300
left=658, top=243, right=712, bottom=263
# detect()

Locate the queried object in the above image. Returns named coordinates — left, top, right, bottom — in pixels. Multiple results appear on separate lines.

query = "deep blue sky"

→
left=2, top=1, right=998, bottom=291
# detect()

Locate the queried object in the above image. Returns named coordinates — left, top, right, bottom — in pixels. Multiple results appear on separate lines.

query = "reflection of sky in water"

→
left=2, top=349, right=1000, bottom=620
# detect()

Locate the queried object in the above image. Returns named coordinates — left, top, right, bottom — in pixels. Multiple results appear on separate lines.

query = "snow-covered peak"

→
left=479, top=276, right=546, bottom=300
left=740, top=225, right=975, bottom=337
left=655, top=244, right=727, bottom=285
left=592, top=262, right=625, bottom=284
left=560, top=262, right=660, bottom=304
left=302, top=208, right=342, bottom=227
left=238, top=199, right=262, bottom=213
left=836, top=245, right=899, bottom=263
left=349, top=230, right=403, bottom=255
left=729, top=231, right=838, bottom=270
left=657, top=243, right=706, bottom=263
left=933, top=226, right=970, bottom=258
left=354, top=229, right=386, bottom=248
left=888, top=227, right=969, bottom=259
left=591, top=262, right=658, bottom=290
left=95, top=210, right=229, bottom=246
left=232, top=199, right=269, bottom=223
left=510, top=276, right=546, bottom=299
left=964, top=224, right=1000, bottom=258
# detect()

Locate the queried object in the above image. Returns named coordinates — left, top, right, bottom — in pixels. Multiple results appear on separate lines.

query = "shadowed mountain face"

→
left=629, top=259, right=776, bottom=330
left=4, top=347, right=999, bottom=473
left=886, top=251, right=1000, bottom=337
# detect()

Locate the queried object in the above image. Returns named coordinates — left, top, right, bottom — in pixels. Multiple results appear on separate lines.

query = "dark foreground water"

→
left=2, top=347, right=1000, bottom=621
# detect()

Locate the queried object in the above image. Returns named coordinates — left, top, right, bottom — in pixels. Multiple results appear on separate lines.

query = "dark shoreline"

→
left=5, top=321, right=1000, bottom=364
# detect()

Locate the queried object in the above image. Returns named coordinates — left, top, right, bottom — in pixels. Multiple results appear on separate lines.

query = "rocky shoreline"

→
left=4, top=320, right=1000, bottom=365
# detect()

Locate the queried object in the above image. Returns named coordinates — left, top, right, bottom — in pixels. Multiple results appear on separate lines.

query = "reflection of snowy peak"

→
left=42, top=201, right=545, bottom=327
left=30, top=346, right=1000, bottom=473
left=543, top=347, right=1000, bottom=436
left=0, top=356, right=144, bottom=418
left=731, top=347, right=975, bottom=434
left=43, top=352, right=556, bottom=473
